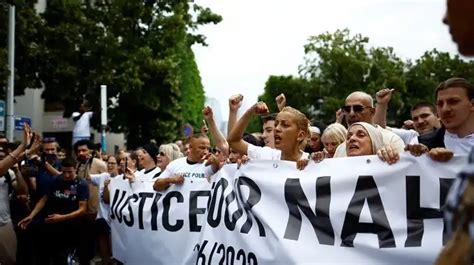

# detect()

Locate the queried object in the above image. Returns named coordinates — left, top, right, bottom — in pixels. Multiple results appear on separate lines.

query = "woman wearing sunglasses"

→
left=157, top=143, right=183, bottom=171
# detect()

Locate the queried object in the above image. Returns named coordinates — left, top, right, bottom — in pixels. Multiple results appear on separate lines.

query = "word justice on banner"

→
left=109, top=154, right=467, bottom=265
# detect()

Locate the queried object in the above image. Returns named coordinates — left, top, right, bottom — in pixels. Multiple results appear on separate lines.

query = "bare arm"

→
left=227, top=102, right=269, bottom=155
left=103, top=179, right=110, bottom=204
left=59, top=201, right=87, bottom=221
left=11, top=166, right=28, bottom=196
left=228, top=94, right=243, bottom=137
left=373, top=88, right=394, bottom=128
left=28, top=195, right=48, bottom=219
left=44, top=161, right=61, bottom=176
left=276, top=93, right=286, bottom=111
left=203, top=106, right=229, bottom=157
left=153, top=176, right=184, bottom=191
left=44, top=200, right=88, bottom=224
left=0, top=124, right=42, bottom=176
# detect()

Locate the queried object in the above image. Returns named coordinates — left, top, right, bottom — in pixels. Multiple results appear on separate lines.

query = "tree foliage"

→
left=259, top=29, right=474, bottom=128
left=0, top=0, right=222, bottom=148
left=0, top=0, right=44, bottom=95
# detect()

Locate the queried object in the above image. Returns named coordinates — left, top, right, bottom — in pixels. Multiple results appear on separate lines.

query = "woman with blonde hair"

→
left=322, top=123, right=348, bottom=158
left=157, top=143, right=184, bottom=171
left=228, top=102, right=310, bottom=163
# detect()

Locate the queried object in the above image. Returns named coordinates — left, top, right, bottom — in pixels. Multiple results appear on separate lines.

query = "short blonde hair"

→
left=159, top=143, right=183, bottom=161
left=321, top=123, right=347, bottom=146
left=280, top=106, right=310, bottom=137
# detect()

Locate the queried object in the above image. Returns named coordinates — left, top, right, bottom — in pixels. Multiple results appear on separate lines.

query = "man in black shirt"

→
left=18, top=157, right=89, bottom=265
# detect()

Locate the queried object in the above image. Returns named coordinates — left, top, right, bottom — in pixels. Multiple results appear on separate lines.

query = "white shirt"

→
left=135, top=167, right=162, bottom=182
left=0, top=169, right=15, bottom=225
left=248, top=144, right=281, bottom=160
left=90, top=173, right=112, bottom=223
left=158, top=157, right=214, bottom=183
left=247, top=143, right=310, bottom=160
left=72, top=111, right=93, bottom=137
left=444, top=131, right=474, bottom=155
left=388, top=127, right=419, bottom=145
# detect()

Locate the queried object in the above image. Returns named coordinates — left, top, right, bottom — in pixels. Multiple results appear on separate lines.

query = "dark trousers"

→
left=33, top=219, right=91, bottom=265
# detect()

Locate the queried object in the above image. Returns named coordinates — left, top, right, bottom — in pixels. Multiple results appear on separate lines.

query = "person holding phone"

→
left=29, top=138, right=62, bottom=203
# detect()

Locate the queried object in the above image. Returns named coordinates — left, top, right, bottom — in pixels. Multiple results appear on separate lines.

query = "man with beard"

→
left=73, top=139, right=106, bottom=264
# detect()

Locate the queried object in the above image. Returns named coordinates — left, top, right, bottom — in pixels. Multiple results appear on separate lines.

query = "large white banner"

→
left=109, top=155, right=467, bottom=264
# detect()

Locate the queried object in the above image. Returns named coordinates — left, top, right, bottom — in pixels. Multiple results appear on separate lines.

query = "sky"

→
left=192, top=0, right=459, bottom=124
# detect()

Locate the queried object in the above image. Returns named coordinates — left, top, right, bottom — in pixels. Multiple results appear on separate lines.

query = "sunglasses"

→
left=43, top=137, right=56, bottom=143
left=341, top=105, right=371, bottom=113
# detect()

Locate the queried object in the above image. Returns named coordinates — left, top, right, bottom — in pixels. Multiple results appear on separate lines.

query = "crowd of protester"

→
left=0, top=75, right=472, bottom=264
left=1, top=0, right=474, bottom=263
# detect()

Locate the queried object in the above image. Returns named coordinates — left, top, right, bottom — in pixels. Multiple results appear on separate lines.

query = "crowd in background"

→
left=0, top=76, right=472, bottom=264
left=1, top=0, right=474, bottom=263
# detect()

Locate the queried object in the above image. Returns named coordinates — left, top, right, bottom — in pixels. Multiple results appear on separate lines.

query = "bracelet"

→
left=8, top=153, right=18, bottom=162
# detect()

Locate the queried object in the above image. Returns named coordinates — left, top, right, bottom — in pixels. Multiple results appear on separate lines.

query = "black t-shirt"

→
left=45, top=175, right=89, bottom=215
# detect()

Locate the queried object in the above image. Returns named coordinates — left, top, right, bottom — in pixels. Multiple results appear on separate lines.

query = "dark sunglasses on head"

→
left=43, top=137, right=56, bottom=143
left=341, top=105, right=371, bottom=113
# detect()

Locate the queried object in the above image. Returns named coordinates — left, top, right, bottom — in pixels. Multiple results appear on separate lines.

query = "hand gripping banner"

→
left=109, top=154, right=467, bottom=264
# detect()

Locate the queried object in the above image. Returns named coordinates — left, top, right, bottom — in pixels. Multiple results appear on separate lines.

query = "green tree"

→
left=1, top=0, right=221, bottom=148
left=402, top=49, right=474, bottom=119
left=259, top=29, right=408, bottom=127
left=246, top=75, right=310, bottom=133
left=0, top=0, right=44, bottom=96
left=299, top=29, right=407, bottom=125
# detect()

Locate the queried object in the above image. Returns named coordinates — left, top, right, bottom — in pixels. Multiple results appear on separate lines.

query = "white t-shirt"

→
left=135, top=167, right=162, bottom=182
left=247, top=143, right=310, bottom=160
left=90, top=173, right=113, bottom=223
left=248, top=144, right=281, bottom=160
left=158, top=157, right=214, bottom=183
left=334, top=124, right=406, bottom=157
left=444, top=131, right=474, bottom=155
left=0, top=169, right=15, bottom=225
left=388, top=127, right=419, bottom=145
left=72, top=111, right=93, bottom=137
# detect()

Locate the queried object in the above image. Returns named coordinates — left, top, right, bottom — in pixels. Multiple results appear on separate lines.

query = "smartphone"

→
left=44, top=153, right=57, bottom=162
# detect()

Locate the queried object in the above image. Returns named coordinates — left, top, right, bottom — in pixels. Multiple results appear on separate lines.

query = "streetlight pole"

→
left=100, top=85, right=107, bottom=153
left=6, top=5, right=16, bottom=141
